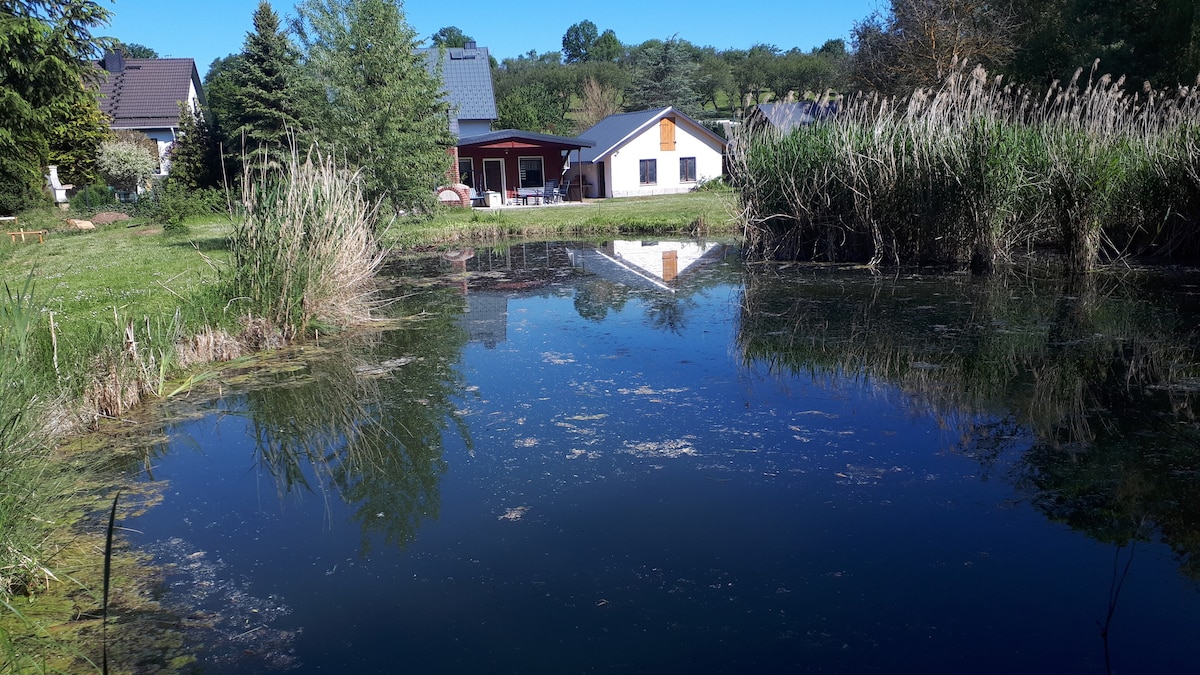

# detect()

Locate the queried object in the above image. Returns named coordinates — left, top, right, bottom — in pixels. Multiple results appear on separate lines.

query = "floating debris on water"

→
left=623, top=437, right=697, bottom=458
left=498, top=506, right=530, bottom=521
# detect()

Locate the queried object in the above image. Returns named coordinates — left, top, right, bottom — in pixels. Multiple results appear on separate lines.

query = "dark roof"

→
left=96, top=57, right=202, bottom=130
left=421, top=45, right=498, bottom=128
left=750, top=102, right=837, bottom=132
left=576, top=107, right=727, bottom=163
left=458, top=128, right=594, bottom=150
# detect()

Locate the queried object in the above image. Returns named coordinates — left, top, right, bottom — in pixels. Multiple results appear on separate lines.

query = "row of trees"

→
left=851, top=0, right=1200, bottom=96
left=180, top=0, right=451, bottom=214
left=486, top=20, right=851, bottom=135
left=0, top=0, right=453, bottom=216
left=440, top=0, right=1198, bottom=138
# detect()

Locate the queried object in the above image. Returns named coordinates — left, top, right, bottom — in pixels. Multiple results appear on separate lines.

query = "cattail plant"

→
left=731, top=62, right=1200, bottom=271
left=226, top=143, right=386, bottom=339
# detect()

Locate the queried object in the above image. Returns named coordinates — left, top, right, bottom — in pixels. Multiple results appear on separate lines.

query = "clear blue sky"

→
left=104, top=0, right=882, bottom=75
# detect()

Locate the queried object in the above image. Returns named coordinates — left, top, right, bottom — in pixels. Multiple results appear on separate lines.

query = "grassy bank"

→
left=386, top=188, right=739, bottom=247
left=0, top=186, right=728, bottom=669
left=731, top=63, right=1200, bottom=271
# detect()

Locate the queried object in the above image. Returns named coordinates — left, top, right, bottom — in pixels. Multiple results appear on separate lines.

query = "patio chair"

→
left=543, top=180, right=559, bottom=204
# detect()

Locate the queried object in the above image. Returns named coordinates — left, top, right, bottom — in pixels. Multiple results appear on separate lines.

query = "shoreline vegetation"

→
left=0, top=154, right=735, bottom=669
left=731, top=62, right=1200, bottom=272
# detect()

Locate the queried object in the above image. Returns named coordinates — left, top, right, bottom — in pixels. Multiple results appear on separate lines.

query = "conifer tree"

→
left=294, top=0, right=453, bottom=215
left=625, top=38, right=701, bottom=116
left=230, top=1, right=308, bottom=160
left=0, top=0, right=112, bottom=213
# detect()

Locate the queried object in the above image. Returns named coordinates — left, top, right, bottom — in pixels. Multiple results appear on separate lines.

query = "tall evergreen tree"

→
left=294, top=0, right=453, bottom=215
left=230, top=1, right=308, bottom=160
left=167, top=103, right=222, bottom=190
left=625, top=38, right=701, bottom=116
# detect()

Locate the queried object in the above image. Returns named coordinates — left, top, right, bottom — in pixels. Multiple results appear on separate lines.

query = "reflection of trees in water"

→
left=574, top=278, right=630, bottom=321
left=644, top=294, right=696, bottom=334
left=738, top=264, right=1200, bottom=577
left=233, top=285, right=469, bottom=552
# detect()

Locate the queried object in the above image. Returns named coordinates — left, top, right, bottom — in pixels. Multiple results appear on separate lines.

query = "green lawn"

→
left=387, top=189, right=740, bottom=248
left=1, top=190, right=741, bottom=381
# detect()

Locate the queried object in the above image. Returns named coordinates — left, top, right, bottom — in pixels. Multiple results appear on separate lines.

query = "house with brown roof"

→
left=96, top=51, right=207, bottom=177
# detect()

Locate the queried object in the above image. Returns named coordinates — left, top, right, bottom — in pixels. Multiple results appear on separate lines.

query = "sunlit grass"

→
left=384, top=189, right=740, bottom=248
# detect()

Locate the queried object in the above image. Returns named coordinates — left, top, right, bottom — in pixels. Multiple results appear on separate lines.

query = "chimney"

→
left=102, top=50, right=125, bottom=73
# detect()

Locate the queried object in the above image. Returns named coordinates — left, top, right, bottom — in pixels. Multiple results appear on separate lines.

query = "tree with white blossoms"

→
left=97, top=139, right=157, bottom=193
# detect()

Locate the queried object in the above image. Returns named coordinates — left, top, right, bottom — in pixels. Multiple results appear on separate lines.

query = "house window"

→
left=518, top=156, right=544, bottom=188
left=659, top=117, right=676, bottom=151
left=458, top=158, right=474, bottom=188
left=639, top=159, right=657, bottom=185
left=679, top=157, right=697, bottom=183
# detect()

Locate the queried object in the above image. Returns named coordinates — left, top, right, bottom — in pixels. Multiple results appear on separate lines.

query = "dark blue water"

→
left=126, top=242, right=1200, bottom=673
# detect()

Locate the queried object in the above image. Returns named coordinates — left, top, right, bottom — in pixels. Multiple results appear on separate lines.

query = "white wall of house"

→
left=142, top=129, right=176, bottom=176
left=603, top=118, right=724, bottom=198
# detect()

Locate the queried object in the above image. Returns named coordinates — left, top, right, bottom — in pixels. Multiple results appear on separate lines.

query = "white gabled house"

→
left=96, top=51, right=206, bottom=177
left=569, top=107, right=726, bottom=199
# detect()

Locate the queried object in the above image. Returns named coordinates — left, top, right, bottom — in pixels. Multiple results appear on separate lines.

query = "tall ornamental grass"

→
left=732, top=62, right=1200, bottom=271
left=227, top=145, right=386, bottom=339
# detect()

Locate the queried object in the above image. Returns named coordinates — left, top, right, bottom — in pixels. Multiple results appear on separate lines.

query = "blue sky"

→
left=104, top=0, right=882, bottom=74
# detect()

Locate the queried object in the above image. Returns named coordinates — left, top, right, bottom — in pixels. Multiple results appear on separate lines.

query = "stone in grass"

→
left=65, top=218, right=95, bottom=230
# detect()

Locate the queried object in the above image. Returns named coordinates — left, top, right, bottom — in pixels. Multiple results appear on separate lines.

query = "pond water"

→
left=120, top=241, right=1200, bottom=673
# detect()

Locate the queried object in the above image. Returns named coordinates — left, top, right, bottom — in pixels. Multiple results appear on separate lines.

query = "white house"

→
left=96, top=51, right=206, bottom=177
left=569, top=107, right=726, bottom=199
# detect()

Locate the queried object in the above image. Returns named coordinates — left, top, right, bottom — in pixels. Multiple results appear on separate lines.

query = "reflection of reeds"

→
left=736, top=265, right=1196, bottom=450
left=732, top=63, right=1200, bottom=270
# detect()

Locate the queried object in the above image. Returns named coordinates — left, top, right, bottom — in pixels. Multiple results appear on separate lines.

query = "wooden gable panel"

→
left=659, top=117, right=676, bottom=151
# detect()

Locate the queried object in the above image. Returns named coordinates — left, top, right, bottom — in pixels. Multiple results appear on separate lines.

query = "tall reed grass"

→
left=227, top=145, right=386, bottom=339
left=732, top=62, right=1200, bottom=271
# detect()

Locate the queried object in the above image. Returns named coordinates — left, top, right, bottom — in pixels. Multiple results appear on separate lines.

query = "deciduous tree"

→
left=562, top=20, right=598, bottom=64
left=294, top=0, right=453, bottom=214
left=851, top=0, right=1017, bottom=95
left=430, top=25, right=472, bottom=48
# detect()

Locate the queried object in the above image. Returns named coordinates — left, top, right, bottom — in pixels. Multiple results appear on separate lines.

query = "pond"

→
left=119, top=240, right=1200, bottom=673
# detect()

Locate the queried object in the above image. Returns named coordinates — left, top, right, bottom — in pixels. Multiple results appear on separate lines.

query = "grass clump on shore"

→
left=228, top=146, right=386, bottom=340
left=732, top=62, right=1200, bottom=271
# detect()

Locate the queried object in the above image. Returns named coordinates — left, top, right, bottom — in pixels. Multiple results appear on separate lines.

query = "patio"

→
left=454, top=129, right=595, bottom=207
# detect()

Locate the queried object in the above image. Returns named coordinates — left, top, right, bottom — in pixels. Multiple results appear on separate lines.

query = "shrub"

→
left=69, top=183, right=117, bottom=211
left=97, top=139, right=157, bottom=194
left=136, top=182, right=226, bottom=228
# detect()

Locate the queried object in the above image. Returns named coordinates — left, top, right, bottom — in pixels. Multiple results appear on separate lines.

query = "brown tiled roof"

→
left=97, top=58, right=199, bottom=130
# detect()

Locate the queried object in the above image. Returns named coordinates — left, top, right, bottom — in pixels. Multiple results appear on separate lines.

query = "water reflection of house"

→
left=461, top=292, right=508, bottom=349
left=451, top=243, right=574, bottom=348
left=566, top=240, right=729, bottom=292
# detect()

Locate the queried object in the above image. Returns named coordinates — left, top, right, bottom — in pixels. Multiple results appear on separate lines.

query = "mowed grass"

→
left=385, top=189, right=741, bottom=247
left=0, top=217, right=234, bottom=399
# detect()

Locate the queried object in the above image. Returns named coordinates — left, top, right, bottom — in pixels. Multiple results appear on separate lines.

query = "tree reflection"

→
left=574, top=278, right=630, bottom=321
left=737, top=264, right=1200, bottom=578
left=232, top=285, right=469, bottom=552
